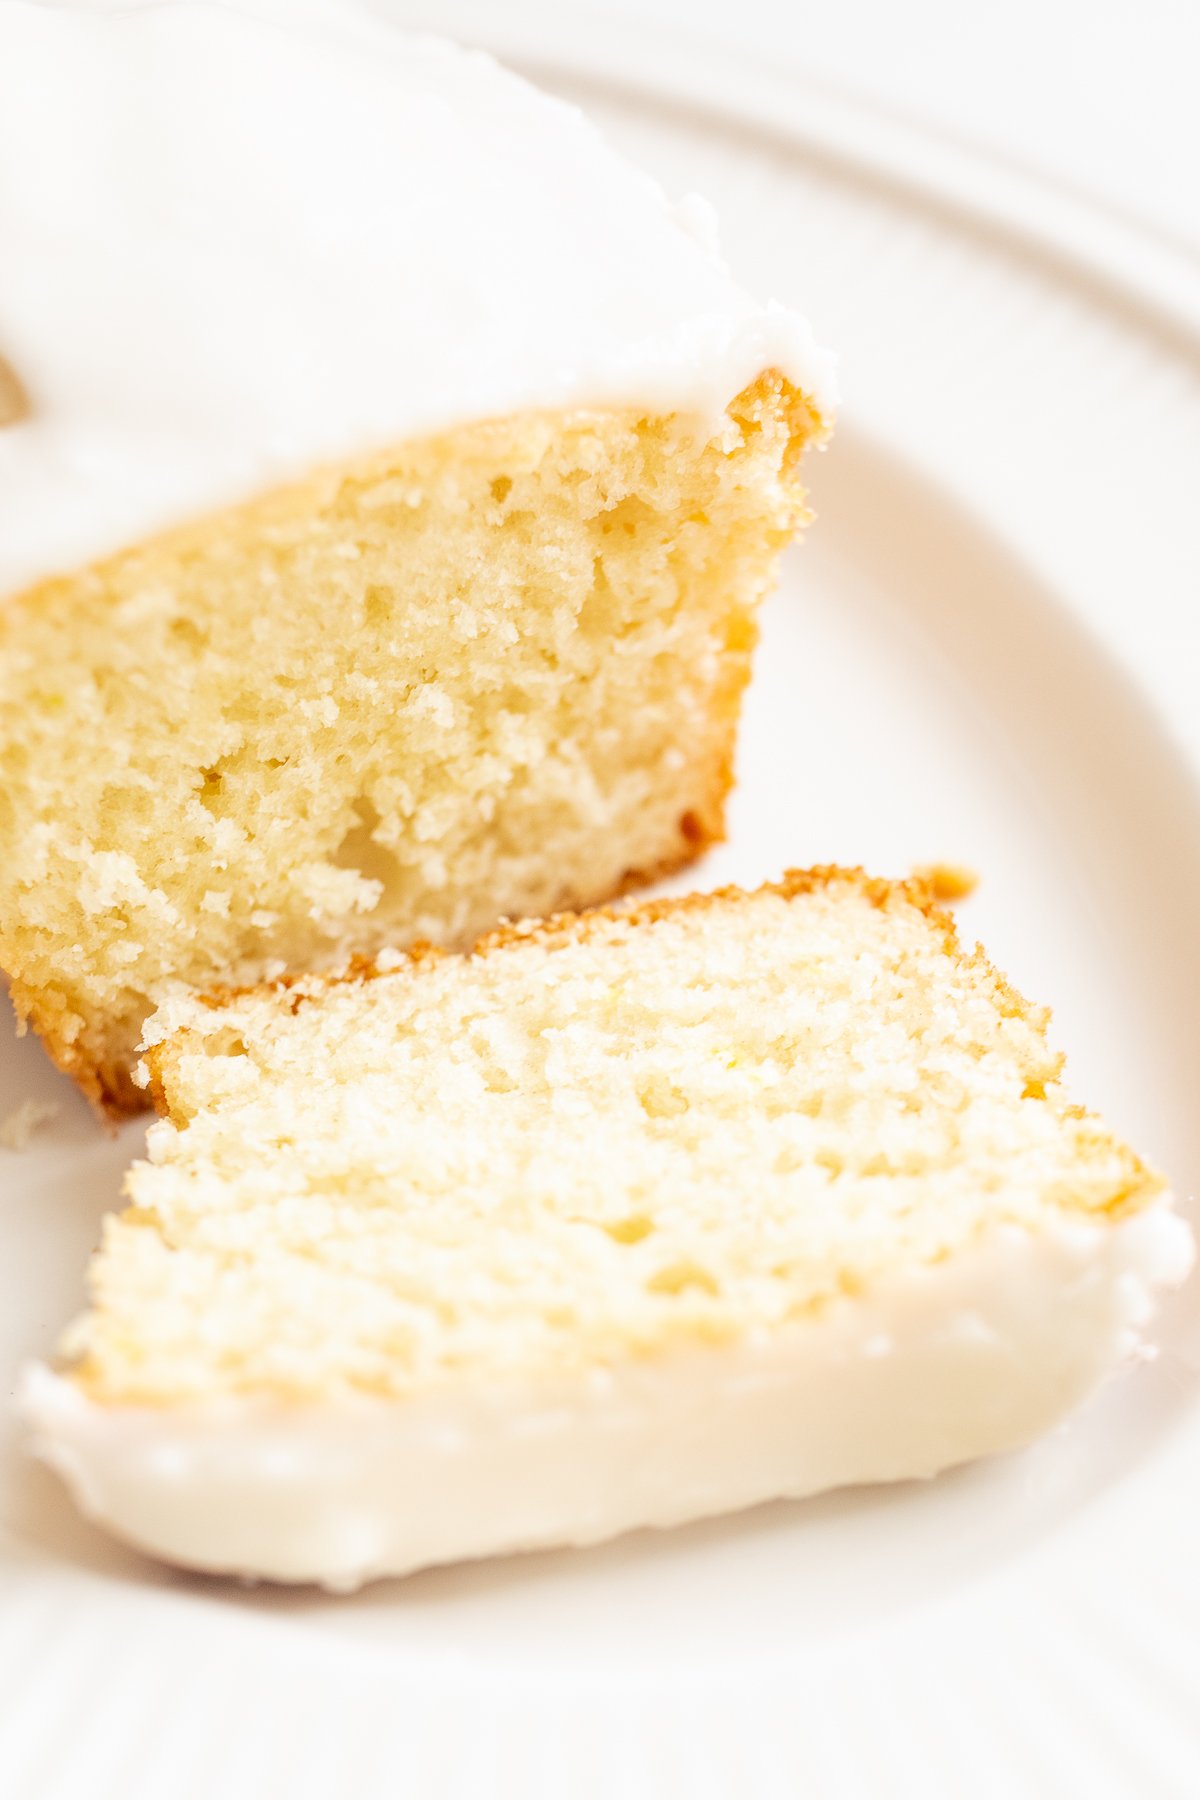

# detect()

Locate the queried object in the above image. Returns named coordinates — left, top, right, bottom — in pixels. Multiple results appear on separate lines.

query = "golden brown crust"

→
left=472, top=865, right=961, bottom=957
left=140, top=865, right=997, bottom=1114
left=3, top=976, right=138, bottom=1127
left=911, top=861, right=980, bottom=904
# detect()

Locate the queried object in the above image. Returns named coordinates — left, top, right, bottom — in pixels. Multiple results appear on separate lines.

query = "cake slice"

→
left=0, top=1, right=833, bottom=1114
left=23, top=870, right=1191, bottom=1588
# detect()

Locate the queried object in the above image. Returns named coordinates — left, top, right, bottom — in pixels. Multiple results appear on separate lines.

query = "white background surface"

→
left=396, top=0, right=1200, bottom=250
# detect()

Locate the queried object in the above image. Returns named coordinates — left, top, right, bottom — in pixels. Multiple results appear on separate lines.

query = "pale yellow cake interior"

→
left=0, top=374, right=820, bottom=1111
left=64, top=872, right=1161, bottom=1406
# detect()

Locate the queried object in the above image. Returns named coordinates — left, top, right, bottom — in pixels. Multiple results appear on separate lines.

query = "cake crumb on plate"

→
left=912, top=861, right=979, bottom=903
left=0, top=1098, right=59, bottom=1151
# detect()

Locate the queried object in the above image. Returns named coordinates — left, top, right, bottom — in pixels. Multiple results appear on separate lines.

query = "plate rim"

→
left=5, top=14, right=1200, bottom=1792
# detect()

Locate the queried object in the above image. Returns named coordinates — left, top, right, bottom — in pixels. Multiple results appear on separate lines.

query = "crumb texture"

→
left=0, top=375, right=818, bottom=1109
left=66, top=871, right=1161, bottom=1405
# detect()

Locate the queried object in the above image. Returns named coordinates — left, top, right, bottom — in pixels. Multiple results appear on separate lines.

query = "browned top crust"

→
left=141, top=865, right=1033, bottom=1115
left=186, top=866, right=951, bottom=998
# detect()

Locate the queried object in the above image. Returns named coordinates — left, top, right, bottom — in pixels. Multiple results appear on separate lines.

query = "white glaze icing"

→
left=0, top=0, right=836, bottom=598
left=22, top=1206, right=1193, bottom=1588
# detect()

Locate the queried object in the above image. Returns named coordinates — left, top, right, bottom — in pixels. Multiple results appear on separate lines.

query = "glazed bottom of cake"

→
left=21, top=1207, right=1191, bottom=1589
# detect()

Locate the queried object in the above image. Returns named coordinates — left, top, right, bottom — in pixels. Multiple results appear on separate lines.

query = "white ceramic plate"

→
left=3, top=16, right=1200, bottom=1796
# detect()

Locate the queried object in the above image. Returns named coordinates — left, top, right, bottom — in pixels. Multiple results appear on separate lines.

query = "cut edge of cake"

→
left=1, top=373, right=826, bottom=1119
left=20, top=867, right=1193, bottom=1586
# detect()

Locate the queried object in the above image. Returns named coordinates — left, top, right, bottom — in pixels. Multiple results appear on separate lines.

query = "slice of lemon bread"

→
left=0, top=2, right=833, bottom=1114
left=24, top=870, right=1191, bottom=1587
left=0, top=375, right=820, bottom=1115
